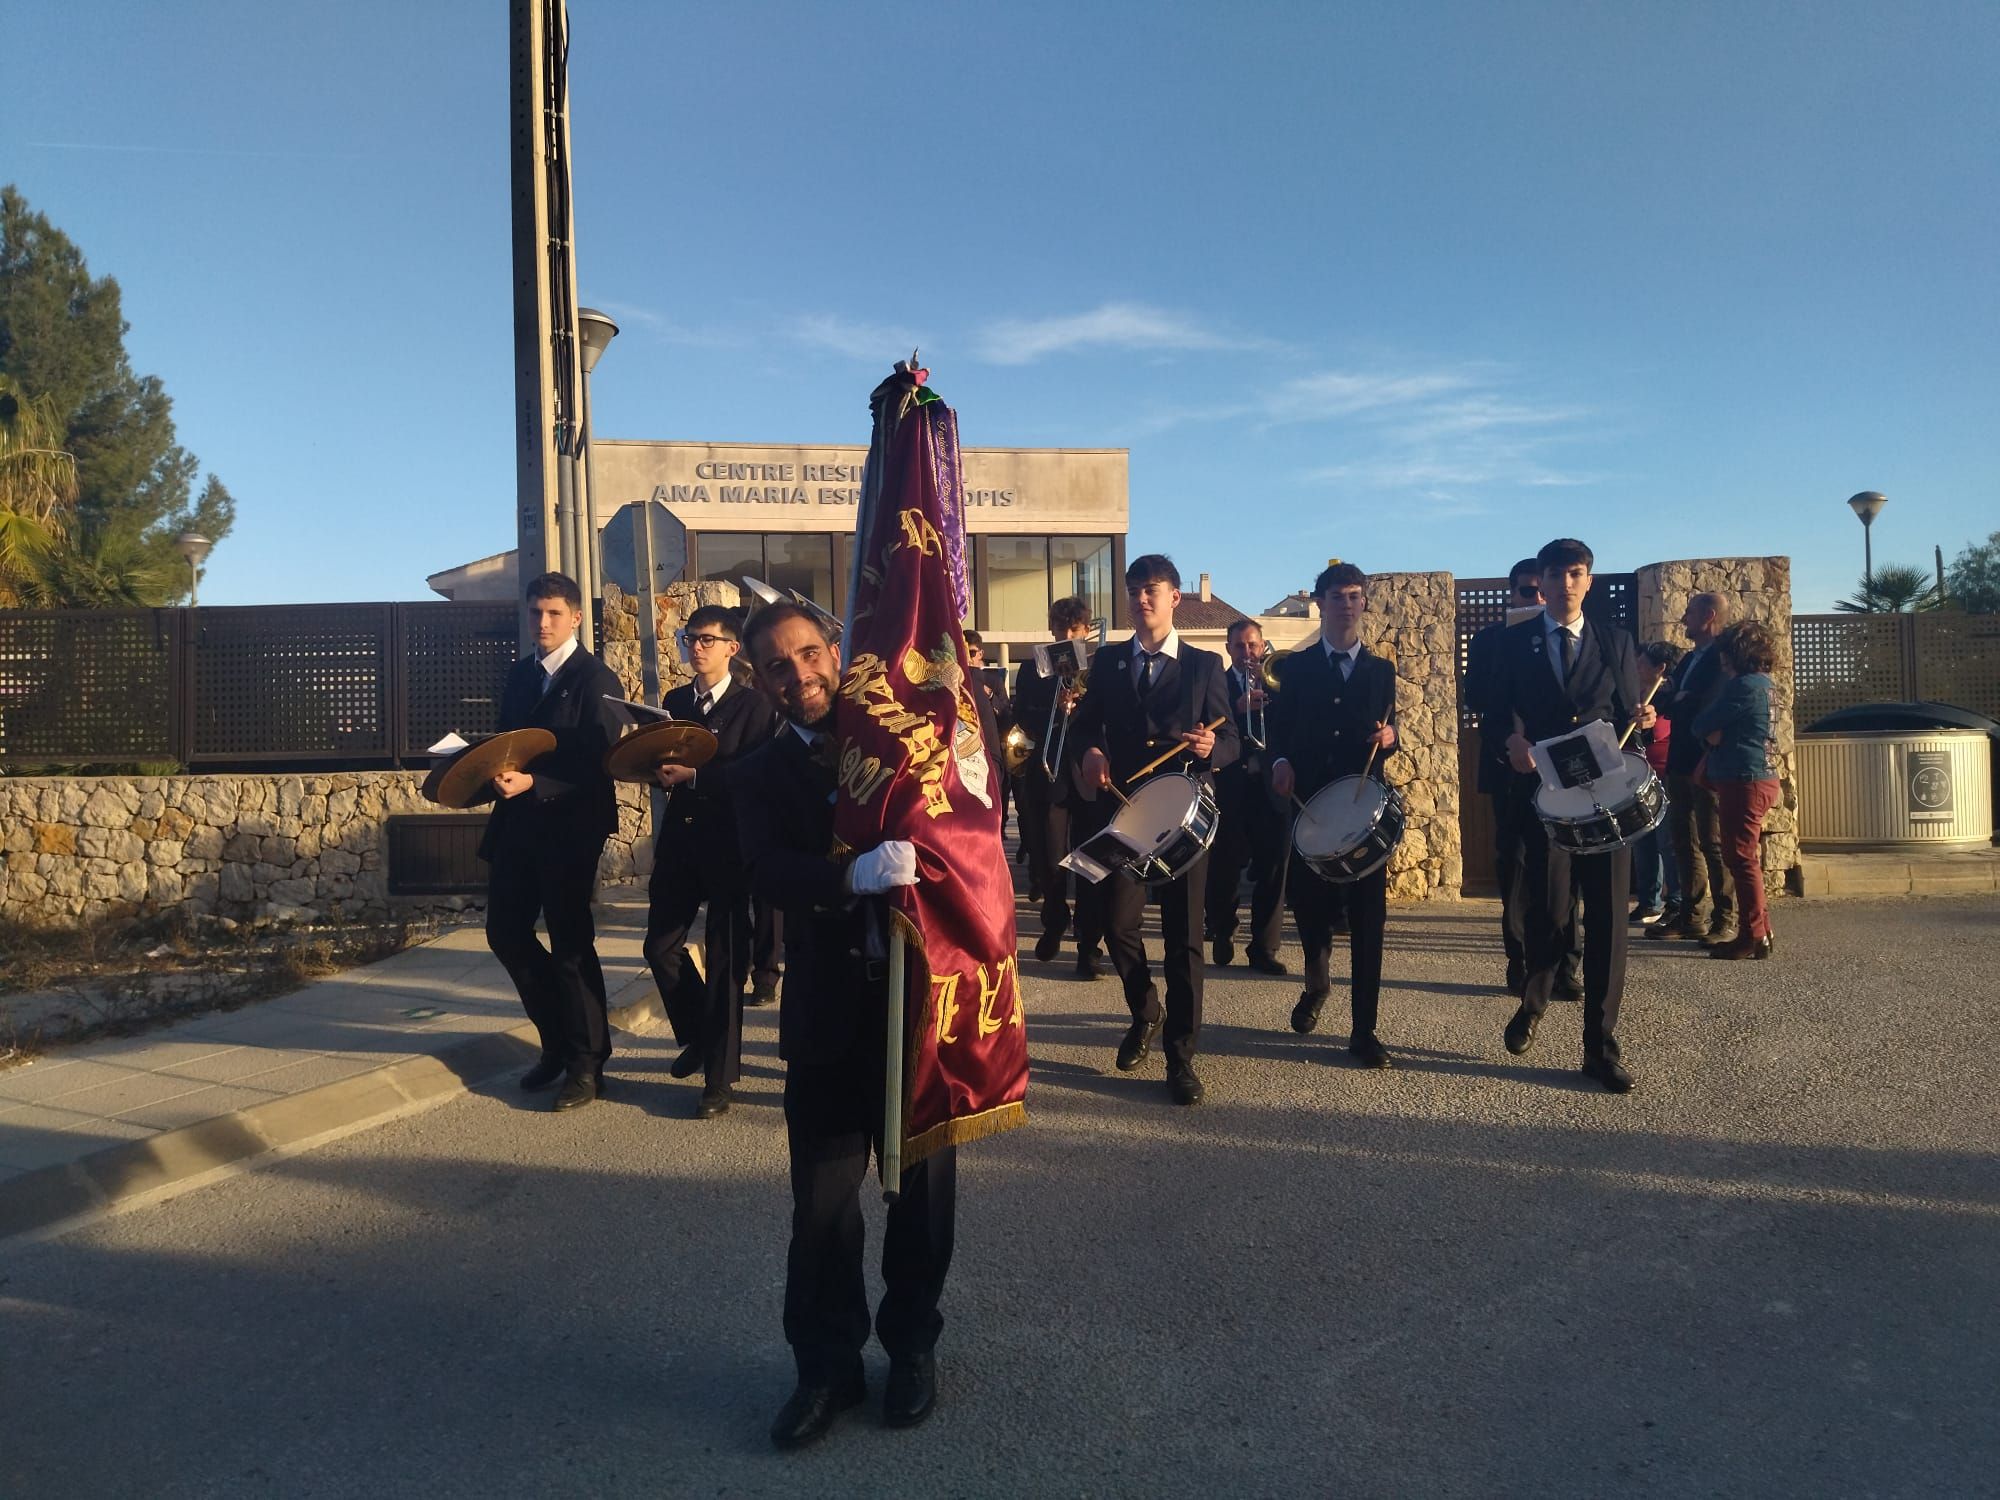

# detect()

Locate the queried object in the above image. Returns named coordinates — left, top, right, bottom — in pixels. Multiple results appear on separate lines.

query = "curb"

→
left=0, top=977, right=668, bottom=1247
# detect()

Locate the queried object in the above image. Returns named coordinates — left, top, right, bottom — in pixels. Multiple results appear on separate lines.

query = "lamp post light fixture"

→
left=1846, top=491, right=1888, bottom=588
left=575, top=307, right=620, bottom=618
left=174, top=530, right=213, bottom=607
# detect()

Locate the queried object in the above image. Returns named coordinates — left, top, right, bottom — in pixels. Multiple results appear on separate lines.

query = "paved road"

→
left=4, top=895, right=1997, bottom=1499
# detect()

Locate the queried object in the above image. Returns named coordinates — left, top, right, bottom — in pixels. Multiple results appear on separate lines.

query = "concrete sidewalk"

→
left=0, top=887, right=666, bottom=1242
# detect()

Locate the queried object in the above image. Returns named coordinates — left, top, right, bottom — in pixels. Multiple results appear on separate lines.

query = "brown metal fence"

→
left=0, top=602, right=521, bottom=769
left=1792, top=612, right=2000, bottom=728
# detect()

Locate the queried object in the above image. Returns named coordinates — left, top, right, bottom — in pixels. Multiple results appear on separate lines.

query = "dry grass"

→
left=0, top=911, right=447, bottom=1064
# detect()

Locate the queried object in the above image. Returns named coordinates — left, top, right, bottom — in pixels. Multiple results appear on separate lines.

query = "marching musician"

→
left=1206, top=618, right=1292, bottom=975
left=734, top=600, right=958, bottom=1446
left=1072, top=555, right=1238, bottom=1105
left=476, top=572, right=626, bottom=1111
left=1490, top=538, right=1655, bottom=1093
left=642, top=605, right=779, bottom=1120
left=1266, top=564, right=1400, bottom=1066
left=1013, top=596, right=1106, bottom=973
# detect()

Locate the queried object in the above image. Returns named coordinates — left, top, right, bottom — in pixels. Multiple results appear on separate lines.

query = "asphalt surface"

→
left=3, top=894, right=1997, bottom=1499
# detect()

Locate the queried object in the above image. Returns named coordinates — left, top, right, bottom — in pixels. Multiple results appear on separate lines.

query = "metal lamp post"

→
left=174, top=530, right=213, bottom=607
left=1847, top=491, right=1887, bottom=589
left=577, top=308, right=620, bottom=629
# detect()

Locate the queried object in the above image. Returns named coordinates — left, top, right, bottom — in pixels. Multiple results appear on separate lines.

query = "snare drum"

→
left=1060, top=772, right=1219, bottom=887
left=1533, top=751, right=1667, bottom=854
left=1294, top=776, right=1406, bottom=883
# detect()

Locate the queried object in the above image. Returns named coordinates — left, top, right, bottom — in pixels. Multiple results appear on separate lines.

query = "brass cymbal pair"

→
left=422, top=720, right=720, bottom=808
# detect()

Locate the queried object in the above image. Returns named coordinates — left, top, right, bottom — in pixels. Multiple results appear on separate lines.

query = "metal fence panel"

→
left=0, top=608, right=179, bottom=765
left=397, top=601, right=518, bottom=756
left=1913, top=612, right=2000, bottom=721
left=188, top=604, right=396, bottom=762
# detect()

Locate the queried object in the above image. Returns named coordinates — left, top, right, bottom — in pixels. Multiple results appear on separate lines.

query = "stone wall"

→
left=1267, top=570, right=1462, bottom=902
left=597, top=579, right=744, bottom=703
left=1635, top=556, right=1799, bottom=883
left=0, top=772, right=652, bottom=929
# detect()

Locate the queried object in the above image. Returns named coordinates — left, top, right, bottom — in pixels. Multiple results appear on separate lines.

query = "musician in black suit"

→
left=1012, top=596, right=1105, bottom=972
left=1073, top=554, right=1239, bottom=1106
left=475, top=572, right=627, bottom=1112
left=643, top=605, right=780, bottom=1119
left=1267, top=564, right=1400, bottom=1066
left=1206, top=617, right=1291, bottom=975
left=1647, top=590, right=1738, bottom=946
left=1490, top=539, right=1656, bottom=1093
left=733, top=600, right=957, bottom=1448
left=1469, top=560, right=1584, bottom=999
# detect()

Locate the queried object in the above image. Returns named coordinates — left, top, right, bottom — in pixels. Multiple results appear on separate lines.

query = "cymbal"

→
left=424, top=728, right=558, bottom=808
left=604, top=720, right=719, bottom=784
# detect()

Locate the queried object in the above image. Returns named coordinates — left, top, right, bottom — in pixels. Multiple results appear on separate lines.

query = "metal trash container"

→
left=1797, top=729, right=1993, bottom=850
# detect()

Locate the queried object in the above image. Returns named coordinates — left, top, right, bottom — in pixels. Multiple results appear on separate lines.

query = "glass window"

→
left=986, top=536, right=1049, bottom=632
left=766, top=534, right=836, bottom=612
left=1052, top=535, right=1114, bottom=627
left=697, top=533, right=764, bottom=592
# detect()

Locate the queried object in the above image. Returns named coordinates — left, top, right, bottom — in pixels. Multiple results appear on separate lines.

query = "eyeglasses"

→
left=684, top=632, right=732, bottom=649
left=1514, top=585, right=1543, bottom=600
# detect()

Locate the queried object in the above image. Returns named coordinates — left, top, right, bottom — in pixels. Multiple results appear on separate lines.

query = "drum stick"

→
left=1354, top=725, right=1383, bottom=801
left=1127, top=718, right=1228, bottom=784
left=1616, top=678, right=1665, bottom=750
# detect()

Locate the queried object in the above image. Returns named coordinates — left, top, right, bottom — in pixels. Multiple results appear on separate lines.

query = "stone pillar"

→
left=1635, top=557, right=1799, bottom=886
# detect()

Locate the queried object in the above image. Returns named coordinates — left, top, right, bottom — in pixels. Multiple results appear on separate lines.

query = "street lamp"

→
left=576, top=307, right=620, bottom=620
left=174, top=530, right=212, bottom=606
left=1847, top=491, right=1888, bottom=588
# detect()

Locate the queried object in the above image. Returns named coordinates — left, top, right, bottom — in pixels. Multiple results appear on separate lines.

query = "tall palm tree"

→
left=1833, top=563, right=1940, bottom=614
left=0, top=375, right=78, bottom=605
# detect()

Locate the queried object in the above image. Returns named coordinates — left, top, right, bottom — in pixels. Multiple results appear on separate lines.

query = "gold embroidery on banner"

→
left=932, top=971, right=963, bottom=1045
left=897, top=508, right=943, bottom=558
left=974, top=957, right=1022, bottom=1038
left=838, top=651, right=956, bottom=817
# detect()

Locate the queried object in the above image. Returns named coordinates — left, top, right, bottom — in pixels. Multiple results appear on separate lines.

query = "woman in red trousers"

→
left=1693, top=621, right=1782, bottom=960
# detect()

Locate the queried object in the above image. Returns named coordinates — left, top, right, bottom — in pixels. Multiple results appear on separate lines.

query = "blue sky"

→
left=5, top=0, right=1994, bottom=613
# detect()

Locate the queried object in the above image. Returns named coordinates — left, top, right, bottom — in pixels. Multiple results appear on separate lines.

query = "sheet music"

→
left=604, top=694, right=675, bottom=721
left=1532, top=719, right=1624, bottom=792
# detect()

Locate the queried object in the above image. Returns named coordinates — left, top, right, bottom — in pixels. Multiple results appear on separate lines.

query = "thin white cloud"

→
left=974, top=302, right=1269, bottom=365
left=788, top=313, right=925, bottom=362
left=593, top=301, right=739, bottom=351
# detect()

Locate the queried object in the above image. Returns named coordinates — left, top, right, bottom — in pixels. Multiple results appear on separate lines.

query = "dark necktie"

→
left=1559, top=627, right=1578, bottom=684
left=696, top=691, right=713, bottom=718
left=1138, top=653, right=1156, bottom=695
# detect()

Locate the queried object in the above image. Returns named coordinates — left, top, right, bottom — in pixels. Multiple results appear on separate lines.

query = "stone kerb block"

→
left=1636, top=556, right=1798, bottom=884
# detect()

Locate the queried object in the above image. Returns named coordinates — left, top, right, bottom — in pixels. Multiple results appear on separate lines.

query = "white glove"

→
left=846, top=839, right=919, bottom=895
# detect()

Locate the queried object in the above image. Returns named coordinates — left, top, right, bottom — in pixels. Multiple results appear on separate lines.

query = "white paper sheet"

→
left=604, top=694, right=675, bottom=721
left=1532, top=718, right=1625, bottom=793
left=426, top=732, right=471, bottom=755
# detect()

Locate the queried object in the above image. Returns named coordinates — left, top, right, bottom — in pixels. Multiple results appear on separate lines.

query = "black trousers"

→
left=1206, top=765, right=1288, bottom=959
left=1292, top=862, right=1389, bottom=1039
left=643, top=846, right=746, bottom=1088
left=1493, top=783, right=1583, bottom=986
left=485, top=839, right=611, bottom=1078
left=1666, top=772, right=1736, bottom=925
left=783, top=1058, right=957, bottom=1384
left=1512, top=781, right=1631, bottom=1060
left=1103, top=850, right=1206, bottom=1073
left=748, top=898, right=783, bottom=995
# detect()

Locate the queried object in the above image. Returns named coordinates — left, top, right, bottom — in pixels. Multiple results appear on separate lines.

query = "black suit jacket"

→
left=1466, top=620, right=1514, bottom=795
left=1071, top=636, right=1240, bottom=788
left=1490, top=615, right=1641, bottom=755
left=655, top=676, right=780, bottom=885
left=474, top=646, right=626, bottom=862
left=1660, top=641, right=1728, bottom=776
left=1264, top=643, right=1399, bottom=800
left=735, top=727, right=872, bottom=1067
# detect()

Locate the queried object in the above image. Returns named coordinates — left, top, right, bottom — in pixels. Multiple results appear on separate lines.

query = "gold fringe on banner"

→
left=903, top=1099, right=1029, bottom=1168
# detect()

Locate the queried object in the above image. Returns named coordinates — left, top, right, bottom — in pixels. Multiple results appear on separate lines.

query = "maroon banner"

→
left=833, top=369, right=1028, bottom=1166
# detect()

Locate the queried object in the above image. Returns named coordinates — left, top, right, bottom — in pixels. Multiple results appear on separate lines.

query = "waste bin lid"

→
left=1805, top=700, right=2000, bottom=736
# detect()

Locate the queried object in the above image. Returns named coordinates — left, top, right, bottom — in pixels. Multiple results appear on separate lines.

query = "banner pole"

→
left=882, top=912, right=906, bottom=1203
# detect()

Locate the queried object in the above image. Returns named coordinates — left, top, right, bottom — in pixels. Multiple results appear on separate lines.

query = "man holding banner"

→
left=735, top=363, right=1028, bottom=1449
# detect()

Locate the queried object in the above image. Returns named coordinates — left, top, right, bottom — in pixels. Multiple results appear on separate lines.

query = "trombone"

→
left=1037, top=618, right=1104, bottom=780
left=1244, top=645, right=1287, bottom=748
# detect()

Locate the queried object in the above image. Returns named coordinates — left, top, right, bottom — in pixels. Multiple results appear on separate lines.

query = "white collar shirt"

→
left=538, top=637, right=579, bottom=690
left=1544, top=613, right=1585, bottom=686
left=1131, top=629, right=1180, bottom=690
left=692, top=674, right=732, bottom=714
left=1321, top=639, right=1361, bottom=680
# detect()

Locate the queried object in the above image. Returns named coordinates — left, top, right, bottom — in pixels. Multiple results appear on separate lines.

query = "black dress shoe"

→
left=1553, top=973, right=1585, bottom=1003
left=696, top=1083, right=732, bottom=1118
left=747, top=979, right=779, bottom=1007
left=669, top=1044, right=704, bottom=1079
left=1503, top=1005, right=1539, bottom=1056
left=1074, top=953, right=1103, bottom=981
left=1167, top=1066, right=1205, bottom=1105
left=1248, top=951, right=1289, bottom=976
left=1034, top=926, right=1064, bottom=962
left=882, top=1353, right=937, bottom=1429
left=1708, top=932, right=1774, bottom=960
left=1115, top=1015, right=1161, bottom=1071
left=1291, top=990, right=1327, bottom=1035
left=770, top=1375, right=866, bottom=1450
left=519, top=1056, right=565, bottom=1091
left=1348, top=1034, right=1392, bottom=1068
left=1210, top=937, right=1235, bottom=967
left=1581, top=1054, right=1635, bottom=1093
left=552, top=1072, right=599, bottom=1111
